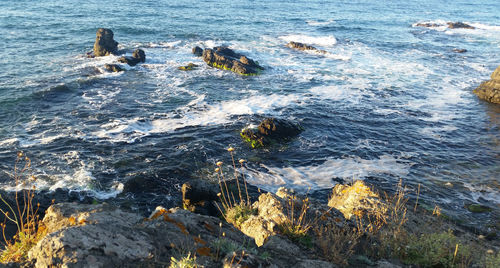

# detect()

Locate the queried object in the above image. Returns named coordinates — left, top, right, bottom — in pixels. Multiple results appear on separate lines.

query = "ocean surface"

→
left=1, top=0, right=499, bottom=227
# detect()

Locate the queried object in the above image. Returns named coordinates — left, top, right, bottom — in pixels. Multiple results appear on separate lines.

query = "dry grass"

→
left=315, top=222, right=362, bottom=267
left=278, top=192, right=314, bottom=244
left=0, top=153, right=47, bottom=263
left=214, top=148, right=255, bottom=229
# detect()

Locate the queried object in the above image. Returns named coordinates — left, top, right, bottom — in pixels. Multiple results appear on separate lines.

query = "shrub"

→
left=278, top=193, right=314, bottom=246
left=404, top=230, right=472, bottom=268
left=169, top=252, right=198, bottom=268
left=0, top=153, right=46, bottom=263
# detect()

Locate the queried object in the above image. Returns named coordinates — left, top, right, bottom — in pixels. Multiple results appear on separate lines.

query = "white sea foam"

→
left=244, top=155, right=412, bottom=193
left=0, top=138, right=18, bottom=146
left=306, top=19, right=335, bottom=26
left=279, top=34, right=337, bottom=47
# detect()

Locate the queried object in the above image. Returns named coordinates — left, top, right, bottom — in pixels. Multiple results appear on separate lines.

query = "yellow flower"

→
left=216, top=161, right=223, bottom=166
left=238, top=159, right=245, bottom=164
left=227, top=147, right=235, bottom=152
left=215, top=168, right=220, bottom=172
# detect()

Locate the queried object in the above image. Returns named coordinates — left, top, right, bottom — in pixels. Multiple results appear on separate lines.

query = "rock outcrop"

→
left=328, top=180, right=386, bottom=220
left=93, top=28, right=118, bottom=57
left=415, top=21, right=475, bottom=29
left=118, top=48, right=146, bottom=66
left=178, top=63, right=199, bottom=71
left=202, top=46, right=264, bottom=75
left=473, top=65, right=500, bottom=104
left=240, top=118, right=303, bottom=148
left=286, top=41, right=327, bottom=54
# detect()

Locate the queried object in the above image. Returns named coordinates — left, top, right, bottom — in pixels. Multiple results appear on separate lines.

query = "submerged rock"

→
left=104, top=64, right=123, bottom=72
left=118, top=48, right=146, bottom=66
left=93, top=28, right=119, bottom=57
left=473, top=65, right=500, bottom=104
left=286, top=41, right=327, bottom=54
left=202, top=46, right=264, bottom=75
left=240, top=118, right=302, bottom=148
left=192, top=46, right=203, bottom=57
left=178, top=63, right=199, bottom=71
left=467, top=204, right=492, bottom=213
left=453, top=48, right=467, bottom=53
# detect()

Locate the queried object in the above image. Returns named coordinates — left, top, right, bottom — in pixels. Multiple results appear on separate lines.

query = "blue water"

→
left=1, top=0, right=499, bottom=226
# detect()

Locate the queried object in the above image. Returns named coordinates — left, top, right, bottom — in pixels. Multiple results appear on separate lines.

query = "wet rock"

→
left=118, top=49, right=146, bottom=66
left=415, top=22, right=441, bottom=28
left=93, top=28, right=118, bottom=57
left=192, top=46, right=203, bottom=57
left=447, top=22, right=475, bottom=29
left=178, top=63, right=199, bottom=71
left=286, top=41, right=327, bottom=54
left=453, top=48, right=467, bottom=53
left=202, top=46, right=263, bottom=75
left=328, top=180, right=386, bottom=220
left=467, top=204, right=492, bottom=213
left=473, top=65, right=500, bottom=104
left=240, top=118, right=302, bottom=148
left=181, top=179, right=219, bottom=216
left=104, top=64, right=123, bottom=72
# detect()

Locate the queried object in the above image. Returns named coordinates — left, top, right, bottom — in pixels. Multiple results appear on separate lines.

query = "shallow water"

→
left=0, top=0, right=499, bottom=226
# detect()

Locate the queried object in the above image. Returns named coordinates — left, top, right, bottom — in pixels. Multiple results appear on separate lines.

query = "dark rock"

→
left=202, top=46, right=263, bottom=76
left=178, top=63, right=199, bottom=71
left=181, top=179, right=219, bottom=216
left=286, top=41, right=317, bottom=51
left=453, top=48, right=467, bottom=53
left=132, top=49, right=146, bottom=63
left=240, top=118, right=302, bottom=148
left=192, top=46, right=203, bottom=57
left=447, top=22, right=475, bottom=29
left=93, top=28, right=118, bottom=57
left=118, top=49, right=146, bottom=66
left=104, top=64, right=123, bottom=72
left=473, top=65, right=500, bottom=104
left=415, top=22, right=441, bottom=28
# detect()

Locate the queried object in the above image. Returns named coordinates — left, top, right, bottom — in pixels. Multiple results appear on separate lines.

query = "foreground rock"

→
left=24, top=202, right=336, bottom=268
left=328, top=180, right=386, bottom=220
left=474, top=65, right=500, bottom=104
left=93, top=28, right=119, bottom=57
left=118, top=48, right=146, bottom=66
left=286, top=41, right=327, bottom=54
left=240, top=118, right=303, bottom=148
left=202, top=46, right=264, bottom=75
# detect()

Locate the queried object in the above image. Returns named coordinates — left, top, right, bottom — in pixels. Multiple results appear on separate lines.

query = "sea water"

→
left=0, top=0, right=499, bottom=227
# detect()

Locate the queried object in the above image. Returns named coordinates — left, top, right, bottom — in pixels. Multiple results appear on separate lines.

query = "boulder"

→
left=118, top=49, right=146, bottom=66
left=93, top=28, right=118, bottom=57
left=447, top=22, right=475, bottom=29
left=327, top=180, right=386, bottom=220
left=104, top=64, right=123, bottom=72
left=192, top=46, right=203, bottom=57
left=240, top=118, right=302, bottom=148
left=473, top=65, right=500, bottom=104
left=202, top=46, right=263, bottom=75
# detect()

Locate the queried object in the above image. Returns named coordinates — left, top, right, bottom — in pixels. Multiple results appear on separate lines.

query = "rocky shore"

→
left=1, top=179, right=498, bottom=267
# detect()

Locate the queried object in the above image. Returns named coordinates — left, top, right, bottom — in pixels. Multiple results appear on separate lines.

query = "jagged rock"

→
left=104, top=64, right=123, bottom=72
left=240, top=118, right=302, bottom=148
left=252, top=193, right=287, bottom=225
left=192, top=46, right=203, bottom=57
left=178, top=63, right=199, bottom=71
left=447, top=22, right=475, bottom=29
left=286, top=41, right=327, bottom=54
left=328, top=180, right=386, bottom=220
left=239, top=215, right=274, bottom=247
left=118, top=49, right=146, bottom=66
left=474, top=65, right=500, bottom=104
left=202, top=46, right=263, bottom=75
left=181, top=179, right=219, bottom=216
left=93, top=28, right=118, bottom=57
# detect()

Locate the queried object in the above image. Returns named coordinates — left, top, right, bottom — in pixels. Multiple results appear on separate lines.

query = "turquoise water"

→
left=1, top=0, right=499, bottom=225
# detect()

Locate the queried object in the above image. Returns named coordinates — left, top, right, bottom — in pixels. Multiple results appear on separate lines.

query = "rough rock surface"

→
left=192, top=46, right=203, bottom=57
left=118, top=48, right=146, bottom=66
left=240, top=118, right=303, bottom=148
left=178, top=63, right=199, bottom=71
left=474, top=65, right=500, bottom=104
left=93, top=28, right=118, bottom=57
left=286, top=41, right=327, bottom=54
left=328, top=180, right=386, bottom=220
left=104, top=64, right=123, bottom=72
left=202, top=46, right=264, bottom=75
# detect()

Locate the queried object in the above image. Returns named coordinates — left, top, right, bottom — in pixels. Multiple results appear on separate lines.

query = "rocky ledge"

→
left=286, top=41, right=327, bottom=54
left=240, top=118, right=303, bottom=148
left=202, top=46, right=264, bottom=76
left=415, top=21, right=475, bottom=29
left=474, top=65, right=500, bottom=104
